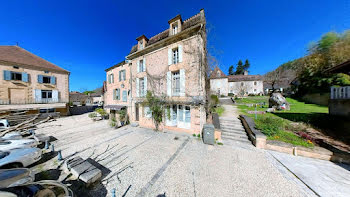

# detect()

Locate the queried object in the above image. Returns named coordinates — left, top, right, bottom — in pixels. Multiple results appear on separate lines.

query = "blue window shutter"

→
left=38, top=75, right=43, bottom=83
left=51, top=76, right=56, bottom=85
left=119, top=71, right=121, bottom=82
left=3, top=70, right=11, bottom=80
left=113, top=89, right=116, bottom=100
left=117, top=89, right=120, bottom=100
left=122, top=90, right=127, bottom=102
left=22, top=72, right=28, bottom=82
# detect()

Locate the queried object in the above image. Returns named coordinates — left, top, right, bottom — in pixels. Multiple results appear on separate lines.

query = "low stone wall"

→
left=329, top=99, right=350, bottom=117
left=302, top=93, right=329, bottom=106
left=69, top=105, right=99, bottom=115
left=239, top=115, right=266, bottom=148
left=240, top=115, right=350, bottom=164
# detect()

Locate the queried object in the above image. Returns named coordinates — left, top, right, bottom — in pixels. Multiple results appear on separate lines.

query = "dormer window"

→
left=172, top=23, right=178, bottom=35
left=139, top=40, right=144, bottom=50
left=216, top=71, right=220, bottom=77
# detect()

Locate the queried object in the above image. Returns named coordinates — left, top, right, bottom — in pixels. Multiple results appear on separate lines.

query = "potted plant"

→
left=119, top=109, right=127, bottom=126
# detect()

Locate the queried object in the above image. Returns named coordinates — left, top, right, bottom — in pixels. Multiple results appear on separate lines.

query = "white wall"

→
left=210, top=78, right=228, bottom=96
left=228, top=81, right=263, bottom=95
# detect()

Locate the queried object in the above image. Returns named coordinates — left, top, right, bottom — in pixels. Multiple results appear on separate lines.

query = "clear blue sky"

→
left=0, top=0, right=348, bottom=91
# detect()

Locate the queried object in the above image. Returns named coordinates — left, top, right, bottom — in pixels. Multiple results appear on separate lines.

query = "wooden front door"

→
left=135, top=104, right=139, bottom=121
left=9, top=88, right=25, bottom=104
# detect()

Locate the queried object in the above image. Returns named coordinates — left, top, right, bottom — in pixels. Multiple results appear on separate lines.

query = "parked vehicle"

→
left=0, top=148, right=42, bottom=169
left=0, top=119, right=10, bottom=129
left=0, top=168, right=34, bottom=188
left=0, top=139, right=38, bottom=151
left=0, top=180, right=74, bottom=197
left=1, top=132, right=22, bottom=140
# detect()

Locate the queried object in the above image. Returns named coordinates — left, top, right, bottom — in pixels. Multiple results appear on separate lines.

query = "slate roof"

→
left=227, top=75, right=263, bottom=82
left=69, top=92, right=88, bottom=102
left=0, top=46, right=69, bottom=73
left=129, top=11, right=204, bottom=55
left=209, top=66, right=227, bottom=79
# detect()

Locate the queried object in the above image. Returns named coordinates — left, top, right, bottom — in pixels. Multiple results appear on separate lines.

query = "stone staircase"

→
left=219, top=117, right=251, bottom=144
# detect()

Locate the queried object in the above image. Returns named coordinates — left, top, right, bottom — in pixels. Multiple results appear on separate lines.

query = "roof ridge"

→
left=183, top=12, right=201, bottom=23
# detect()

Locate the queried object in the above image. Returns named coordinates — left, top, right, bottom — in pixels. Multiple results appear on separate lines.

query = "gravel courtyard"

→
left=35, top=114, right=303, bottom=197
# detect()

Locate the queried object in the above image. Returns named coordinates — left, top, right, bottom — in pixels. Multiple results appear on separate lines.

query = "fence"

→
left=330, top=86, right=350, bottom=100
left=0, top=98, right=69, bottom=105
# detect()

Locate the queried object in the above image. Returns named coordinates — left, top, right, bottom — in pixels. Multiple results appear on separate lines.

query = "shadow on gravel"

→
left=35, top=169, right=62, bottom=181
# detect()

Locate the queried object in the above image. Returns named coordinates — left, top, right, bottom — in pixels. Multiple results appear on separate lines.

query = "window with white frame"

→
left=172, top=23, right=178, bottom=35
left=172, top=71, right=180, bottom=96
left=139, top=60, right=145, bottom=72
left=172, top=48, right=179, bottom=64
left=139, top=78, right=145, bottom=97
left=108, top=74, right=114, bottom=84
left=216, top=71, right=221, bottom=77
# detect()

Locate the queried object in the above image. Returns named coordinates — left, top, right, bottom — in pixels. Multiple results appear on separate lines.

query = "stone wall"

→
left=302, top=93, right=329, bottom=106
left=329, top=99, right=350, bottom=117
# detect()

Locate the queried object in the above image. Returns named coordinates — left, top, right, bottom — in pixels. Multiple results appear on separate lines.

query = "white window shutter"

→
left=144, top=76, right=147, bottom=96
left=180, top=69, right=185, bottom=96
left=136, top=78, right=139, bottom=97
left=52, top=90, right=58, bottom=102
left=137, top=60, right=140, bottom=73
left=168, top=48, right=172, bottom=65
left=35, top=89, right=41, bottom=103
left=178, top=44, right=183, bottom=63
left=167, top=71, right=171, bottom=96
left=143, top=58, right=146, bottom=72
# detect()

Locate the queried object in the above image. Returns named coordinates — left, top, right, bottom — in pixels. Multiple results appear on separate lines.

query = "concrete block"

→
left=202, top=124, right=215, bottom=145
left=68, top=157, right=102, bottom=185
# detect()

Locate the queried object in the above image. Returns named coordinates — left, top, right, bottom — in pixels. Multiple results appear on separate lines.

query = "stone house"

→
left=210, top=66, right=263, bottom=96
left=105, top=10, right=207, bottom=134
left=104, top=60, right=130, bottom=118
left=0, top=46, right=70, bottom=115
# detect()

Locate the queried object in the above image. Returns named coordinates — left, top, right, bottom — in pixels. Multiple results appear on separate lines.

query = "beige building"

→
left=105, top=10, right=207, bottom=134
left=0, top=46, right=70, bottom=114
left=104, top=60, right=131, bottom=116
left=210, top=67, right=264, bottom=96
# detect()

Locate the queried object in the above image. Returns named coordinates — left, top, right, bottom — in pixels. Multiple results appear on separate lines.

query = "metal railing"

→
left=0, top=98, right=68, bottom=105
left=330, top=86, right=350, bottom=99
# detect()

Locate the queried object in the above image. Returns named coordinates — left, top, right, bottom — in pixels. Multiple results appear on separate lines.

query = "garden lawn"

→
left=237, top=96, right=328, bottom=148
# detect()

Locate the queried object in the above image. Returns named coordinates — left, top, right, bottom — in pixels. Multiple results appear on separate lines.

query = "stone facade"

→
left=105, top=10, right=207, bottom=134
left=210, top=67, right=264, bottom=96
left=0, top=46, right=69, bottom=114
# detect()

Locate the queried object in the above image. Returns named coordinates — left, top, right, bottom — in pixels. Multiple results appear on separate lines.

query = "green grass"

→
left=234, top=96, right=268, bottom=104
left=214, top=106, right=225, bottom=116
left=236, top=96, right=328, bottom=148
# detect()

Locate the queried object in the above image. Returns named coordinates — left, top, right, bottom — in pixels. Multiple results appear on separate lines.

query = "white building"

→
left=210, top=67, right=264, bottom=96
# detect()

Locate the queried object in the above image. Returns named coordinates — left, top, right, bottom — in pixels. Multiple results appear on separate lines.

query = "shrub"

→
left=192, top=134, right=196, bottom=137
left=88, top=112, right=97, bottom=118
left=217, top=142, right=223, bottom=145
left=95, top=108, right=107, bottom=116
left=255, top=116, right=286, bottom=136
left=210, top=95, right=219, bottom=105
left=118, top=109, right=127, bottom=122
left=228, top=93, right=234, bottom=97
left=197, top=134, right=201, bottom=138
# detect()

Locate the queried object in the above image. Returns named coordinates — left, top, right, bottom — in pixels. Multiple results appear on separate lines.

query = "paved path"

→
left=268, top=150, right=350, bottom=197
left=35, top=114, right=304, bottom=196
left=219, top=100, right=251, bottom=145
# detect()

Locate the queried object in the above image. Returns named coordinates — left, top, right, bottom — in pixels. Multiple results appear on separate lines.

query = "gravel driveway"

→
left=35, top=114, right=303, bottom=197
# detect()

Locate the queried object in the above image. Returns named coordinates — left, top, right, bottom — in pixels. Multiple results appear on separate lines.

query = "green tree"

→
left=235, top=60, right=244, bottom=75
left=243, top=59, right=250, bottom=71
left=317, top=32, right=338, bottom=52
left=142, top=91, right=166, bottom=131
left=228, top=65, right=234, bottom=75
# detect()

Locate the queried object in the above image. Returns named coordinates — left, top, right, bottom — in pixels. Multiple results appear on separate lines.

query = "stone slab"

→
left=68, top=157, right=102, bottom=185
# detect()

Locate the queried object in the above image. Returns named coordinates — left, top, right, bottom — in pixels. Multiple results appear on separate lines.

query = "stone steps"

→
left=219, top=116, right=251, bottom=145
left=221, top=131, right=247, bottom=139
left=221, top=135, right=251, bottom=144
